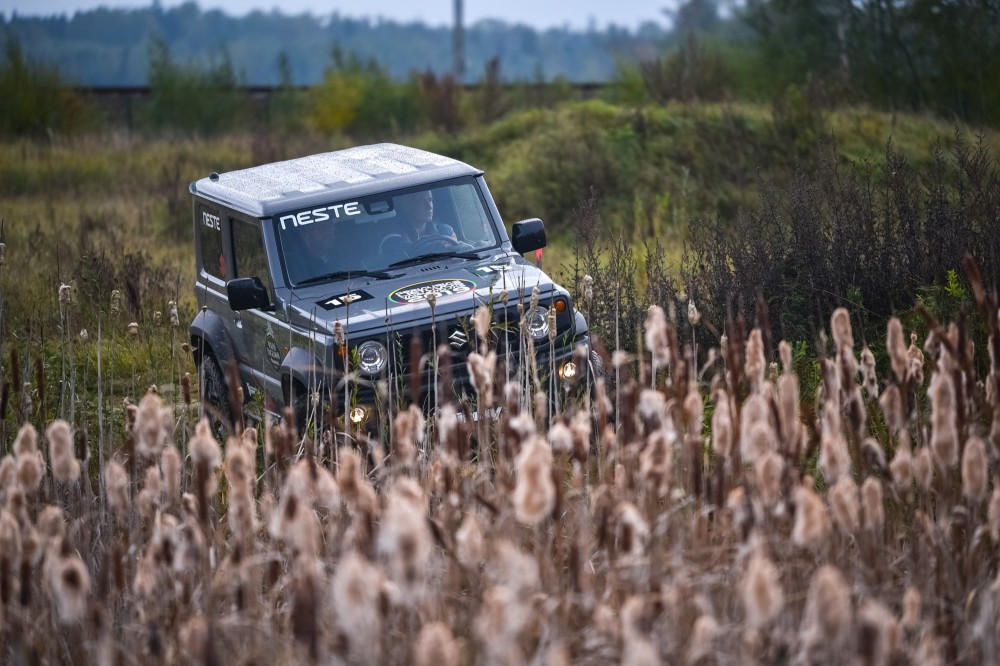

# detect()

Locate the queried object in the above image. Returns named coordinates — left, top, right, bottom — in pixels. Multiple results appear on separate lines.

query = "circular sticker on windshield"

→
left=389, top=278, right=476, bottom=305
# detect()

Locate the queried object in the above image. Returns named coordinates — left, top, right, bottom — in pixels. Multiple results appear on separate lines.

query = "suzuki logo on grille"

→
left=448, top=328, right=468, bottom=350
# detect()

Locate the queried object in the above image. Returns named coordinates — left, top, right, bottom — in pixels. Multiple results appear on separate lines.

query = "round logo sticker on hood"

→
left=389, top=278, right=476, bottom=305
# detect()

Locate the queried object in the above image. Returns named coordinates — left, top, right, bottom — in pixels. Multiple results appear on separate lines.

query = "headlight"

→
left=357, top=340, right=388, bottom=375
left=524, top=306, right=550, bottom=340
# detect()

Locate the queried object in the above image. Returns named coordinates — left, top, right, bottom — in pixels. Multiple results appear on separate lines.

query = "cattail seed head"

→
left=890, top=435, right=913, bottom=488
left=16, top=452, right=43, bottom=494
left=615, top=502, right=649, bottom=559
left=829, top=476, right=860, bottom=534
left=105, top=460, right=129, bottom=518
left=858, top=598, right=900, bottom=664
left=860, top=346, right=878, bottom=395
left=961, top=436, right=987, bottom=502
left=473, top=304, right=491, bottom=343
left=190, top=418, right=221, bottom=469
left=989, top=486, right=1000, bottom=542
left=861, top=477, right=884, bottom=532
left=915, top=446, right=933, bottom=492
left=819, top=428, right=851, bottom=483
left=128, top=322, right=138, bottom=336
left=902, top=587, right=921, bottom=629
left=47, top=420, right=80, bottom=483
left=687, top=299, right=701, bottom=327
left=745, top=328, right=765, bottom=389
left=168, top=300, right=179, bottom=327
left=377, top=478, right=431, bottom=602
left=513, top=435, right=555, bottom=525
left=887, top=318, right=907, bottom=382
left=332, top=552, right=382, bottom=660
left=879, top=385, right=904, bottom=432
left=907, top=332, right=925, bottom=384
left=831, top=308, right=853, bottom=350
left=712, top=389, right=734, bottom=458
left=792, top=483, right=831, bottom=549
left=929, top=373, right=958, bottom=467
left=741, top=551, right=784, bottom=628
left=415, top=622, right=460, bottom=666
left=14, top=423, right=38, bottom=457
left=136, top=393, right=173, bottom=459
left=644, top=305, right=670, bottom=367
left=755, top=451, right=784, bottom=507
left=802, top=565, right=851, bottom=647
left=49, top=552, right=91, bottom=624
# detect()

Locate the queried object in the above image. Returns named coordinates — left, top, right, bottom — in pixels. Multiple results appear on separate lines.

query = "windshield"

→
left=275, top=177, right=501, bottom=286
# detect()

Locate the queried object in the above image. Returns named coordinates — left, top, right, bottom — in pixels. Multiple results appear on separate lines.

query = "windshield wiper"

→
left=296, top=269, right=397, bottom=287
left=388, top=251, right=482, bottom=269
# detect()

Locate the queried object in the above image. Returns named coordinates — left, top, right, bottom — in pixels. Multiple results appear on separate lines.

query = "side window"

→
left=198, top=204, right=226, bottom=280
left=231, top=218, right=273, bottom=297
left=452, top=184, right=493, bottom=243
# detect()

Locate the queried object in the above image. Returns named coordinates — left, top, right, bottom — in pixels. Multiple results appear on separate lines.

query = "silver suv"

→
left=189, top=143, right=593, bottom=435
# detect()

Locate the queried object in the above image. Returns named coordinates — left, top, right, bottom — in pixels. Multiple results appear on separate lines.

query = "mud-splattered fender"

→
left=279, top=346, right=328, bottom=402
left=189, top=308, right=237, bottom=366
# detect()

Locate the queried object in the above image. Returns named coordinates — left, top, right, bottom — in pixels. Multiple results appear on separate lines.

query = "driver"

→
left=382, top=190, right=456, bottom=253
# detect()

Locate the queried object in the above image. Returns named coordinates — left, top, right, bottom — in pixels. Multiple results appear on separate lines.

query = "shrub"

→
left=683, top=130, right=1000, bottom=350
left=0, top=37, right=88, bottom=136
left=306, top=47, right=421, bottom=137
left=141, top=37, right=249, bottom=135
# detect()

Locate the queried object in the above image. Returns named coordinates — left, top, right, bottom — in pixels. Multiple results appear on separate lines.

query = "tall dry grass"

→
left=1, top=256, right=999, bottom=664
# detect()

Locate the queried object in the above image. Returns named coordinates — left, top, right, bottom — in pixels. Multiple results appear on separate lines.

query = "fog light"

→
left=559, top=361, right=577, bottom=380
left=349, top=405, right=371, bottom=425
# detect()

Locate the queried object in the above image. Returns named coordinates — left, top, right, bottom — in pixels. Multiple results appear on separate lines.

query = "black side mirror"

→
left=227, top=277, right=272, bottom=311
left=511, top=218, right=547, bottom=254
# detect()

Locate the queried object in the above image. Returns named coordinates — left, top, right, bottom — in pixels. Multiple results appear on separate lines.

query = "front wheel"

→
left=199, top=354, right=234, bottom=439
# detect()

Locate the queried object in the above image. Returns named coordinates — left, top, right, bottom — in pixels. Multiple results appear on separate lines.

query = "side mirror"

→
left=511, top=218, right=546, bottom=254
left=227, top=277, right=271, bottom=311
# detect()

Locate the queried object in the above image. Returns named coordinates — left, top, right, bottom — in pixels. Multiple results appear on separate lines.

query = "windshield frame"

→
left=271, top=176, right=503, bottom=288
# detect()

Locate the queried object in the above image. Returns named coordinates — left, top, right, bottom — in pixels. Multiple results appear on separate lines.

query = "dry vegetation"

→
left=2, top=254, right=1000, bottom=665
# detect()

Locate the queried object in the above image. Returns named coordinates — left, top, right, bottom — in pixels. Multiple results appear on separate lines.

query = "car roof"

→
left=189, top=143, right=483, bottom=217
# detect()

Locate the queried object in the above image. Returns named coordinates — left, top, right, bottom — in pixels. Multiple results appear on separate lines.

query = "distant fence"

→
left=74, top=82, right=609, bottom=131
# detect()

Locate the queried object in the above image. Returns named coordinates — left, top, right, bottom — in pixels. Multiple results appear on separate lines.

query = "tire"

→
left=200, top=354, right=233, bottom=440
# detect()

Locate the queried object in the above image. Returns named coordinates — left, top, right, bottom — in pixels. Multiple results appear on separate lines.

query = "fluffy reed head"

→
left=644, top=305, right=670, bottom=366
left=802, top=565, right=851, bottom=648
left=831, top=308, right=854, bottom=350
left=745, top=328, right=765, bottom=389
left=513, top=435, right=555, bottom=525
left=792, top=483, right=831, bottom=549
left=929, top=373, right=958, bottom=467
left=47, top=420, right=80, bottom=483
left=741, top=551, right=784, bottom=628
left=828, top=476, right=860, bottom=534
left=961, top=436, right=988, bottom=501
left=414, top=622, right=460, bottom=666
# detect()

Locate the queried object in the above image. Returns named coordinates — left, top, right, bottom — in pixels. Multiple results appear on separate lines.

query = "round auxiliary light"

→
left=357, top=340, right=388, bottom=375
left=349, top=405, right=371, bottom=425
left=559, top=361, right=577, bottom=380
left=524, top=306, right=549, bottom=340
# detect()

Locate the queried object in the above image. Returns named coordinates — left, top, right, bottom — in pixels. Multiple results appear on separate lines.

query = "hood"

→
left=284, top=253, right=560, bottom=335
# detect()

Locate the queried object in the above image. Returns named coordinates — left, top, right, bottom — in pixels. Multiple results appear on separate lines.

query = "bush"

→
left=141, top=37, right=249, bottom=135
left=307, top=47, right=421, bottom=137
left=0, top=37, right=88, bottom=136
left=683, top=130, right=1000, bottom=349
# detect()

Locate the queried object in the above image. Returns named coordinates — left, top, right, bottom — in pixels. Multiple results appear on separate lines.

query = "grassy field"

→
left=1, top=101, right=999, bottom=663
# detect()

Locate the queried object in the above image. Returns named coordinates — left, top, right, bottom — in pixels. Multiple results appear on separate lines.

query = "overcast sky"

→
left=0, top=0, right=675, bottom=30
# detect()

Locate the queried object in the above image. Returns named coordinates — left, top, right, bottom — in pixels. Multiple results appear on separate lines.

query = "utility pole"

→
left=453, top=0, right=465, bottom=81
